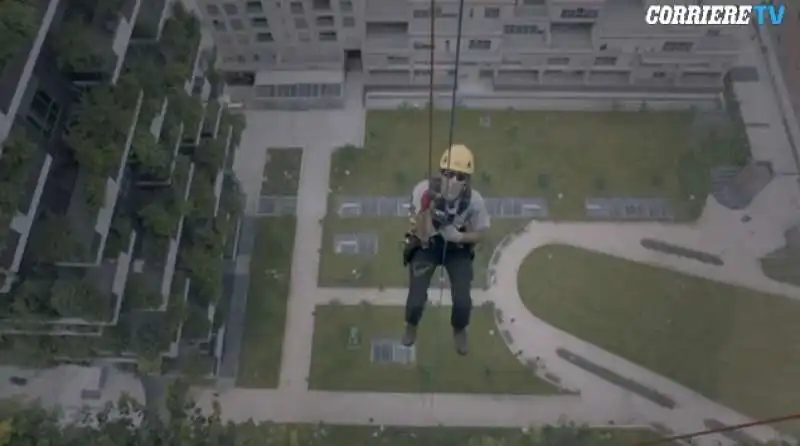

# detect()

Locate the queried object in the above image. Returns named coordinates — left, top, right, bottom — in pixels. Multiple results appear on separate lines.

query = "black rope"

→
left=427, top=0, right=435, bottom=183
left=433, top=0, right=467, bottom=339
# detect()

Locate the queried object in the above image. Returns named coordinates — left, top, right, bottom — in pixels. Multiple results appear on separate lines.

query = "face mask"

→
left=442, top=175, right=464, bottom=201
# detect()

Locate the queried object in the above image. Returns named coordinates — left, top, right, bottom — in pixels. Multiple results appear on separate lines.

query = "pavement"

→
left=191, top=30, right=800, bottom=446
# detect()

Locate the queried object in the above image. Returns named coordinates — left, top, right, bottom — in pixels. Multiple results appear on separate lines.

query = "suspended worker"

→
left=401, top=144, right=491, bottom=355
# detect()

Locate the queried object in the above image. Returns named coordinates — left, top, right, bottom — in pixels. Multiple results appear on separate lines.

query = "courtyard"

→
left=319, top=108, right=748, bottom=288
left=308, top=303, right=561, bottom=394
left=237, top=148, right=302, bottom=388
left=517, top=244, right=800, bottom=437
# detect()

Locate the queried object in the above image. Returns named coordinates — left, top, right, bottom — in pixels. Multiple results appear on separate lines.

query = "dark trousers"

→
left=405, top=240, right=473, bottom=331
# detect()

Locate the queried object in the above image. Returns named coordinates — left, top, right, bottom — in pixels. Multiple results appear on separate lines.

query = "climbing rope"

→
left=421, top=0, right=467, bottom=393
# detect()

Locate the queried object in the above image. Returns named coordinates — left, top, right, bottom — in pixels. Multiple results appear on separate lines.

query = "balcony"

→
left=125, top=155, right=194, bottom=312
left=587, top=70, right=631, bottom=86
left=0, top=125, right=53, bottom=288
left=494, top=69, right=539, bottom=87
left=50, top=0, right=142, bottom=86
left=130, top=0, right=170, bottom=40
left=550, top=23, right=593, bottom=50
left=53, top=75, right=143, bottom=264
left=0, top=0, right=61, bottom=145
left=135, top=100, right=184, bottom=185
left=365, top=0, right=409, bottom=20
left=0, top=228, right=136, bottom=334
left=200, top=99, right=223, bottom=139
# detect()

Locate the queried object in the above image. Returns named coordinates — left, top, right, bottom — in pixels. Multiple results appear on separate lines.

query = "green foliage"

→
left=186, top=171, right=216, bottom=219
left=194, top=138, right=224, bottom=172
left=52, top=18, right=112, bottom=72
left=50, top=278, right=110, bottom=321
left=125, top=274, right=163, bottom=310
left=132, top=127, right=168, bottom=170
left=0, top=396, right=676, bottom=446
left=0, top=0, right=39, bottom=72
left=0, top=126, right=36, bottom=245
left=138, top=199, right=180, bottom=238
left=28, top=213, right=82, bottom=262
left=181, top=243, right=222, bottom=304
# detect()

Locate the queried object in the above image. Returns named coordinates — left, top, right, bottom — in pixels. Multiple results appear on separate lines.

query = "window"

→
left=343, top=16, right=355, bottom=27
left=313, top=0, right=331, bottom=10
left=706, top=29, right=720, bottom=36
left=252, top=53, right=260, bottom=61
left=256, top=32, right=274, bottom=41
left=560, top=8, right=598, bottom=18
left=547, top=57, right=569, bottom=65
left=206, top=4, right=220, bottom=14
left=245, top=1, right=263, bottom=13
left=594, top=56, right=616, bottom=66
left=484, top=7, right=500, bottom=18
left=230, top=18, right=244, bottom=30
left=290, top=1, right=303, bottom=13
left=236, top=54, right=246, bottom=63
left=251, top=17, right=268, bottom=27
left=212, top=20, right=226, bottom=31
left=340, top=0, right=353, bottom=12
left=653, top=71, right=666, bottom=78
left=27, top=90, right=60, bottom=138
left=662, top=41, right=693, bottom=52
left=413, top=41, right=432, bottom=49
left=503, top=24, right=540, bottom=34
left=316, top=15, right=334, bottom=26
left=468, top=39, right=491, bottom=50
left=321, top=83, right=341, bottom=97
left=256, top=85, right=275, bottom=97
left=223, top=2, right=238, bottom=14
left=523, top=0, right=544, bottom=4
left=319, top=30, right=337, bottom=41
left=294, top=17, right=308, bottom=28
left=413, top=9, right=429, bottom=18
left=387, top=55, right=409, bottom=64
left=277, top=84, right=297, bottom=97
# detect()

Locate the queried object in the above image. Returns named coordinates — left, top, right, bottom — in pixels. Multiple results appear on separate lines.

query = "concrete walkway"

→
left=197, top=33, right=800, bottom=446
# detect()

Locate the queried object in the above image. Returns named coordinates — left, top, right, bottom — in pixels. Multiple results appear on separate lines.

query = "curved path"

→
left=486, top=212, right=798, bottom=445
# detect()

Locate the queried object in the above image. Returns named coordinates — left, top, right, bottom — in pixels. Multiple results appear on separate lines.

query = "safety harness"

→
left=403, top=178, right=474, bottom=266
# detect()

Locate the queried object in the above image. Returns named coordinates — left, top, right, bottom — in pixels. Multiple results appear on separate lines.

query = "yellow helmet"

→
left=439, top=144, right=474, bottom=175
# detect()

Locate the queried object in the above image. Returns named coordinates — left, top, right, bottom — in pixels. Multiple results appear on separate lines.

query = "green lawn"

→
left=518, top=244, right=800, bottom=437
left=239, top=424, right=675, bottom=445
left=318, top=217, right=523, bottom=288
left=236, top=217, right=295, bottom=388
left=261, top=148, right=303, bottom=195
left=308, top=303, right=560, bottom=394
left=330, top=109, right=748, bottom=220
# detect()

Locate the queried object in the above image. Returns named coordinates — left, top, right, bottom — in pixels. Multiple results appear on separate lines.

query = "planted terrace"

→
left=44, top=72, right=143, bottom=264
left=51, top=0, right=140, bottom=85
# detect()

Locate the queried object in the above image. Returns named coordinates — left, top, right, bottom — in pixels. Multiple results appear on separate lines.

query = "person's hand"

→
left=440, top=225, right=464, bottom=243
left=410, top=210, right=434, bottom=245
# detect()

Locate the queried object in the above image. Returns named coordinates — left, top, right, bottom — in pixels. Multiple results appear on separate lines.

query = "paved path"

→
left=199, top=36, right=800, bottom=445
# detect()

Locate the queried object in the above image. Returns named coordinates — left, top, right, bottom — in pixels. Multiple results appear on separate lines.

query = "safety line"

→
left=633, top=413, right=800, bottom=446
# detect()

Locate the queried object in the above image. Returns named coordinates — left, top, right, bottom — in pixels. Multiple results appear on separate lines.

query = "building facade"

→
left=0, top=0, right=245, bottom=381
left=195, top=0, right=743, bottom=107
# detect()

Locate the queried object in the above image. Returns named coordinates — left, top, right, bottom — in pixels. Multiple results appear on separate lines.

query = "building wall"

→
left=196, top=0, right=742, bottom=91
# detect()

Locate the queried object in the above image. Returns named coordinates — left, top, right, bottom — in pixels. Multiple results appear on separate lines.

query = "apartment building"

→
left=0, top=0, right=245, bottom=380
left=195, top=0, right=742, bottom=108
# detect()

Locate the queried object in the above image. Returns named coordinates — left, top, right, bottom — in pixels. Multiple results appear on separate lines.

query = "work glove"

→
left=439, top=225, right=464, bottom=243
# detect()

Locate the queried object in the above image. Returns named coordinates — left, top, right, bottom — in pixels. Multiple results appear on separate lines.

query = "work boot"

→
left=401, top=324, right=417, bottom=347
left=453, top=329, right=468, bottom=356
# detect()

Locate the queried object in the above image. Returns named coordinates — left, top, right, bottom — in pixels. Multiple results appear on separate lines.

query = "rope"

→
left=633, top=412, right=800, bottom=446
left=418, top=0, right=466, bottom=392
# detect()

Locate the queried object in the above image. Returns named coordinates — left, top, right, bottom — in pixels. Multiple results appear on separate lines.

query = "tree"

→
left=186, top=172, right=216, bottom=219
left=132, top=128, right=168, bottom=171
left=0, top=0, right=39, bottom=72
left=138, top=200, right=178, bottom=238
left=50, top=279, right=110, bottom=321
left=52, top=18, right=111, bottom=72
left=0, top=126, right=35, bottom=245
left=194, top=138, right=224, bottom=172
